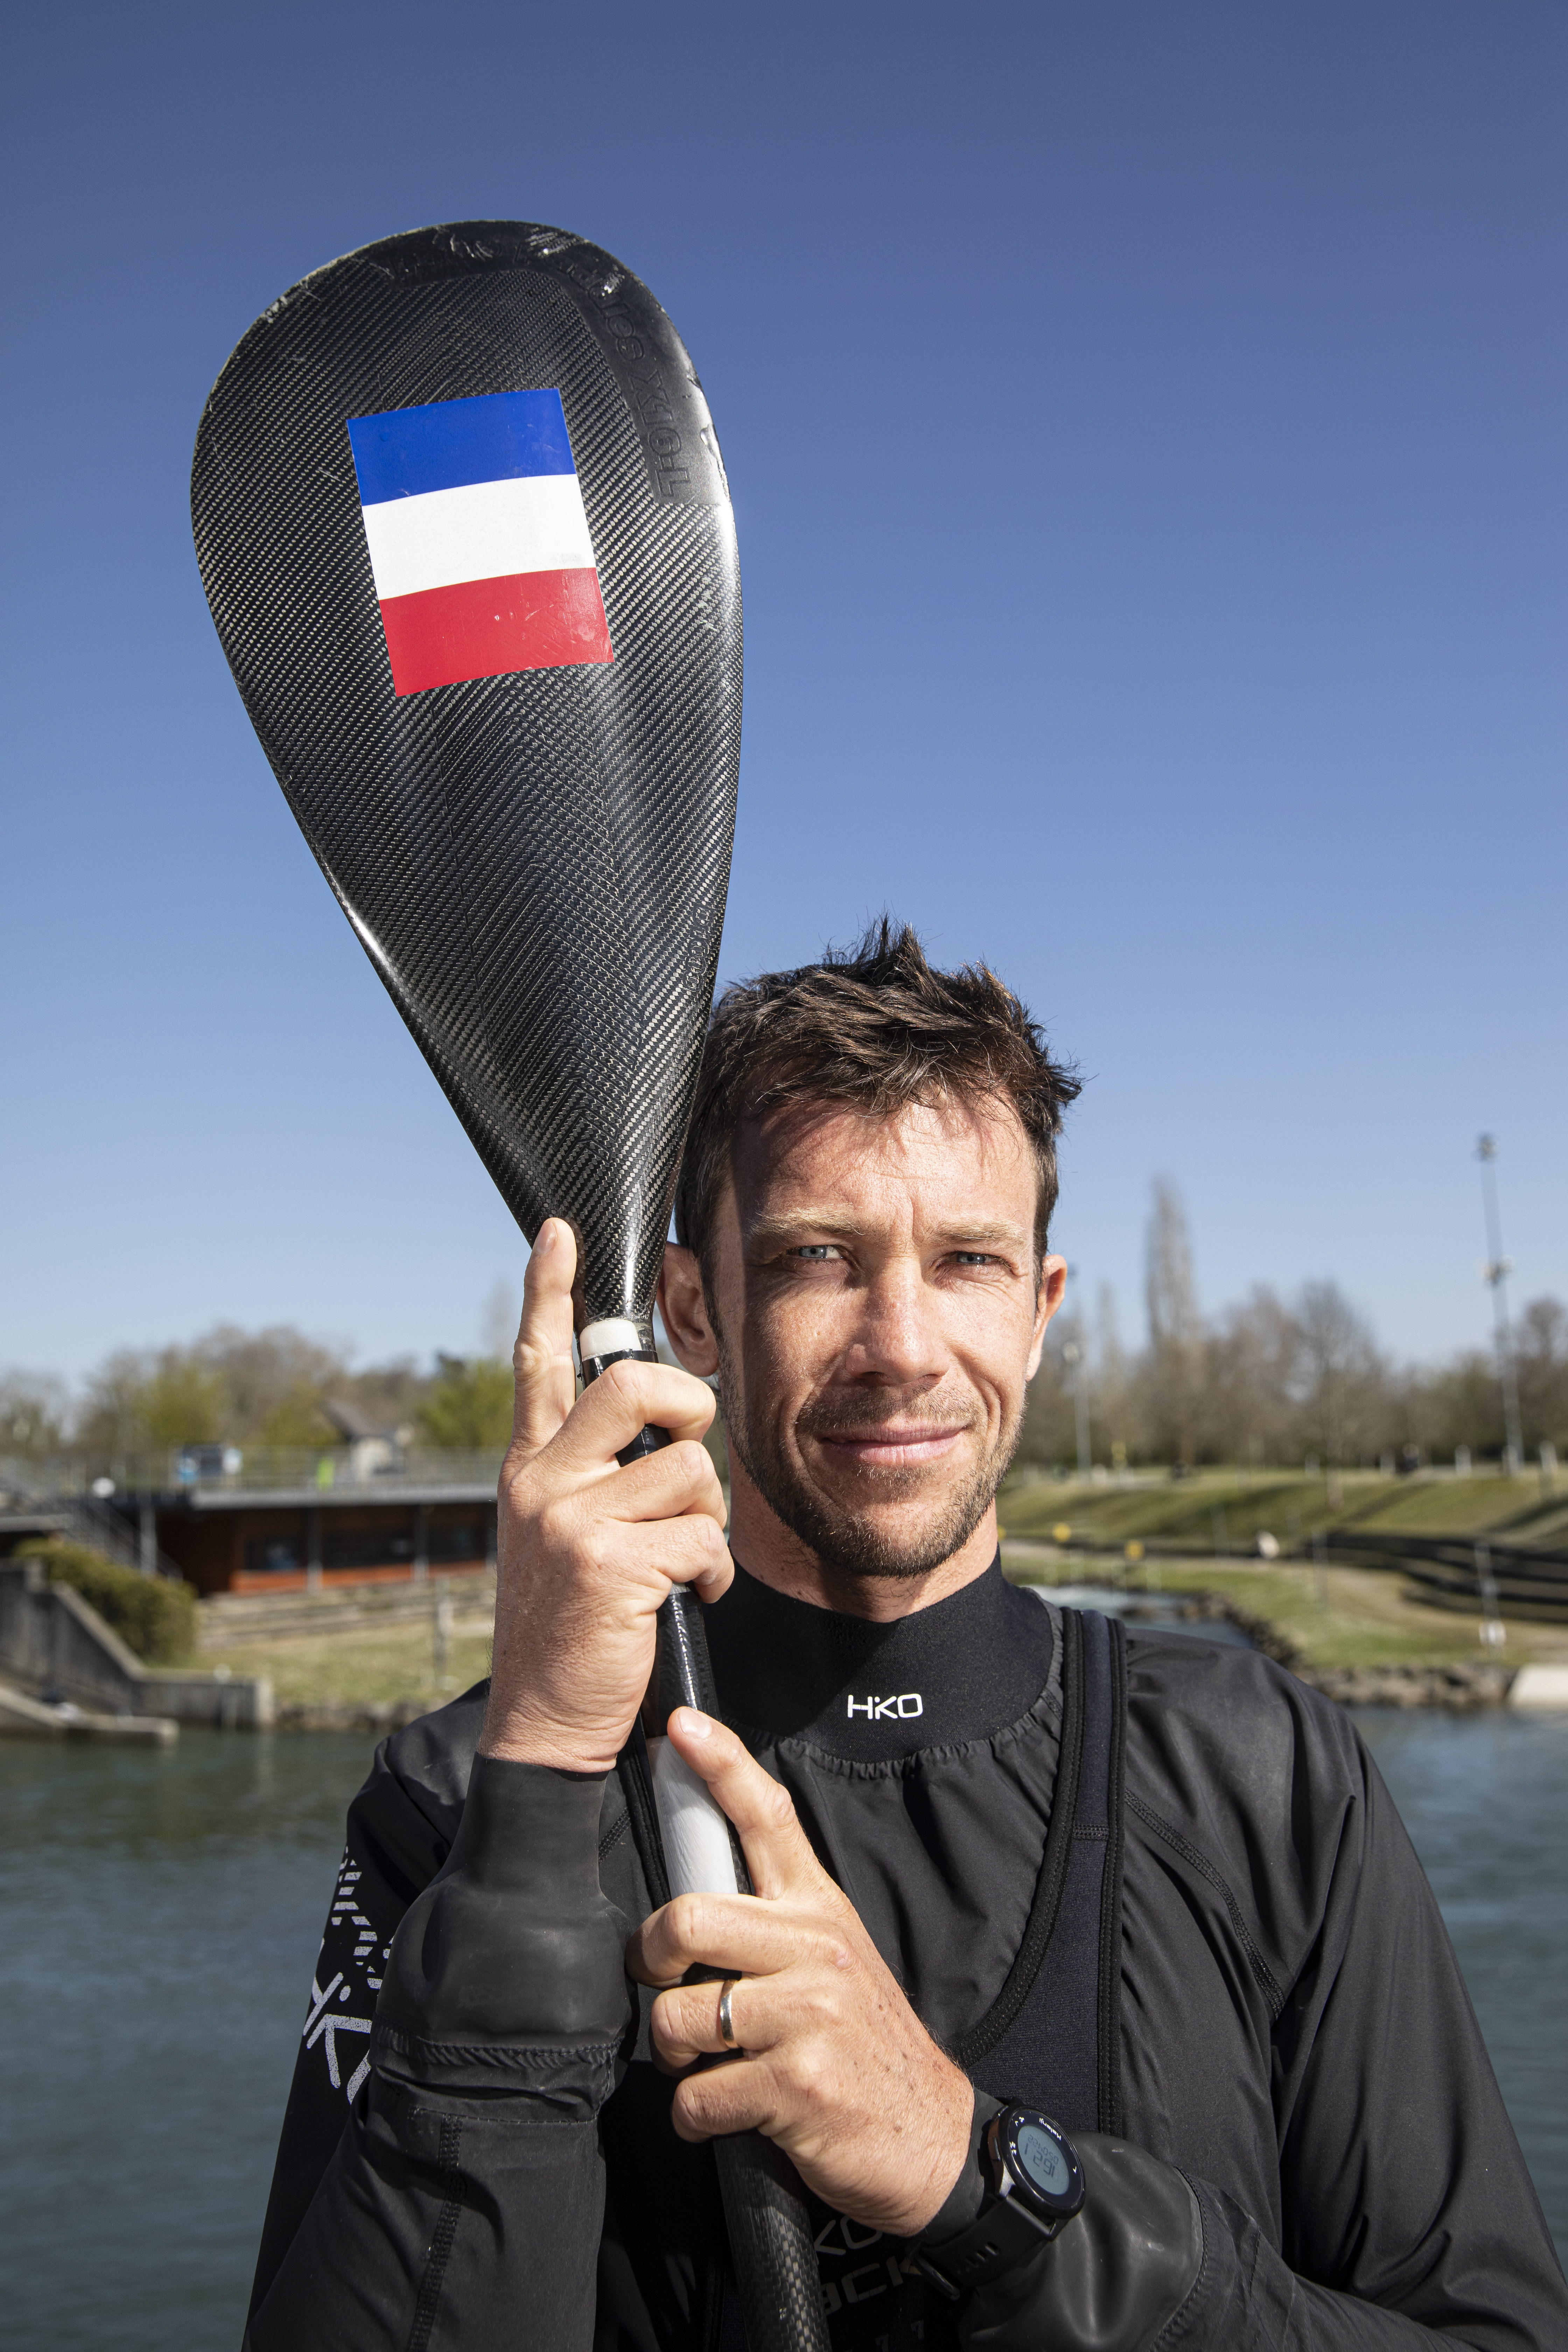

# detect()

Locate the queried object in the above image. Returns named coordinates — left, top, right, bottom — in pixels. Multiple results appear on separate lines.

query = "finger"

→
left=590, top=1432, right=728, bottom=1528
left=596, top=1511, right=735, bottom=1604
left=547, top=1355, right=719, bottom=1479
left=669, top=2054, right=785, bottom=2145
left=650, top=1975, right=784, bottom=2068
left=666, top=1712, right=835, bottom=1902
left=510, top=1221, right=578, bottom=1457
left=627, top=1889, right=838, bottom=1987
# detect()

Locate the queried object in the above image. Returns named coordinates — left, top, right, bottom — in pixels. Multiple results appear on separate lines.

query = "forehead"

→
left=731, top=1094, right=1037, bottom=1226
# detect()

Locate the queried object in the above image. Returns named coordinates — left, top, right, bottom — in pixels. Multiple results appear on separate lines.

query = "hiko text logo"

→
left=847, top=1694, right=924, bottom=1721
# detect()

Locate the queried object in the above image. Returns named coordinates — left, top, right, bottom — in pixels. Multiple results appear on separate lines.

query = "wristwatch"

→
left=916, top=2106, right=1086, bottom=2297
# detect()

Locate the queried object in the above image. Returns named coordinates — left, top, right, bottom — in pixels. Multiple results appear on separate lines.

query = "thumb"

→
left=666, top=1710, right=834, bottom=1904
left=509, top=1219, right=578, bottom=1459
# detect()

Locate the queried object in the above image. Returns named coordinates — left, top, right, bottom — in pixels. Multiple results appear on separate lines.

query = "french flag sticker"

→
left=345, top=389, right=614, bottom=696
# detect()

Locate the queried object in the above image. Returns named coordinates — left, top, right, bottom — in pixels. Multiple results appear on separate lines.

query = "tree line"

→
left=1022, top=1180, right=1567, bottom=1474
left=0, top=1322, right=516, bottom=1468
left=4, top=1183, right=1564, bottom=1476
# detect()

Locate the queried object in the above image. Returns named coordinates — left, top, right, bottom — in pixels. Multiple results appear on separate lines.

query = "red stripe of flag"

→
left=377, top=568, right=613, bottom=696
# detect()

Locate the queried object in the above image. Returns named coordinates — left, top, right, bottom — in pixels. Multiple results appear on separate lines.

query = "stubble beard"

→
left=718, top=1360, right=1024, bottom=1582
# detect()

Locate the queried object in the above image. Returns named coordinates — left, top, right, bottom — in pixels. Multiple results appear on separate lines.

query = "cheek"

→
left=741, top=1285, right=846, bottom=1381
left=951, top=1294, right=1037, bottom=1409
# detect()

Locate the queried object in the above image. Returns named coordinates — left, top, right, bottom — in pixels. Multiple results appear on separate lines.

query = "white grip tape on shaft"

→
left=578, top=1317, right=645, bottom=1363
left=649, top=1735, right=740, bottom=1896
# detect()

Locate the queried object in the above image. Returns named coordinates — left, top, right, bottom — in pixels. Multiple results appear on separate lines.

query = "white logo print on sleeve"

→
left=304, top=1848, right=386, bottom=2105
left=846, top=1693, right=924, bottom=1720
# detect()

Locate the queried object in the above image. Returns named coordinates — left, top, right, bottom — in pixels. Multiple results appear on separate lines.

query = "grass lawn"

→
left=1002, top=1546, right=1568, bottom=1670
left=201, top=1617, right=495, bottom=1708
left=998, top=1466, right=1568, bottom=1554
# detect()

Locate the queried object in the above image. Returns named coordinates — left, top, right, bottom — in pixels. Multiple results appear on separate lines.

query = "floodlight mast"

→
left=1476, top=1136, right=1524, bottom=1477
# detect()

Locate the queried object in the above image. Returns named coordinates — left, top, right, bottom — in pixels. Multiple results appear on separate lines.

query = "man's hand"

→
left=628, top=1709, right=974, bottom=2238
left=479, top=1220, right=733, bottom=1771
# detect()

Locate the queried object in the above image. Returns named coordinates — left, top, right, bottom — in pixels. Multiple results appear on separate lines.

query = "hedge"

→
left=16, top=1536, right=198, bottom=1664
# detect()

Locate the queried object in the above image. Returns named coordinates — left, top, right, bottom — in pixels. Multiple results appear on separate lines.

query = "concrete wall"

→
left=0, top=1560, right=272, bottom=1727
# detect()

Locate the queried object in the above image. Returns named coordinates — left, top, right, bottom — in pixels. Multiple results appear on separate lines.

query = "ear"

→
left=659, top=1242, right=720, bottom=1378
left=1026, top=1254, right=1069, bottom=1381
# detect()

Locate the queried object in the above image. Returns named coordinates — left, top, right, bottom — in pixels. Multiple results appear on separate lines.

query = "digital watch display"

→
left=917, top=2105, right=1086, bottom=2297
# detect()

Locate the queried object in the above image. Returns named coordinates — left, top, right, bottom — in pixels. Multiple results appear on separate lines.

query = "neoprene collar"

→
left=703, top=1557, right=1055, bottom=1760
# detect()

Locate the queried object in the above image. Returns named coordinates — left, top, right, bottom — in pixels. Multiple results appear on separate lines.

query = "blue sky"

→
left=2, top=0, right=1563, bottom=1383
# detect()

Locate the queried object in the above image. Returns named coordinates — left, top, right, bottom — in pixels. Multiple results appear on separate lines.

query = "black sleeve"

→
left=247, top=1712, right=465, bottom=2318
left=244, top=1751, right=634, bottom=2352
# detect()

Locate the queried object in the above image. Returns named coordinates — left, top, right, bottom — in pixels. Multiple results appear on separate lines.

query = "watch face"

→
left=1001, top=2110, right=1085, bottom=2221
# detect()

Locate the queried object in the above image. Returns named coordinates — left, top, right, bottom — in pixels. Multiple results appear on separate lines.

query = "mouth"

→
left=810, top=1424, right=971, bottom=1470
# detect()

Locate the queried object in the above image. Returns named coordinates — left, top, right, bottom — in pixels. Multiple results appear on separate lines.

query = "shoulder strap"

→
left=964, top=1608, right=1127, bottom=2136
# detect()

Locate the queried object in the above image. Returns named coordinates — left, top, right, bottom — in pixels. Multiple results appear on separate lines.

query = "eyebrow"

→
left=745, top=1211, right=1030, bottom=1251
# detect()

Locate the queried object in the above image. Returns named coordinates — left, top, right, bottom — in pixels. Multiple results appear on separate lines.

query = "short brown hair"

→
left=674, top=919, right=1081, bottom=1277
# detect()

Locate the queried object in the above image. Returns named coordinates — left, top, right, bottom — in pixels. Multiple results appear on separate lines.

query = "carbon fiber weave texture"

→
left=716, top=2137, right=835, bottom=2352
left=191, top=223, right=741, bottom=1325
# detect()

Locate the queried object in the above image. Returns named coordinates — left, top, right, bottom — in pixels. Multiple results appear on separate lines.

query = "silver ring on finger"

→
left=717, top=1978, right=742, bottom=2051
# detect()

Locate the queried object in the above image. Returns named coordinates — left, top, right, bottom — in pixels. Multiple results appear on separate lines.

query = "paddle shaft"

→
left=581, top=1345, right=832, bottom=2352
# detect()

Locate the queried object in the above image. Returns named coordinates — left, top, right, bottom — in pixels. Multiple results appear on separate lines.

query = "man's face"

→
left=680, top=1094, right=1062, bottom=1582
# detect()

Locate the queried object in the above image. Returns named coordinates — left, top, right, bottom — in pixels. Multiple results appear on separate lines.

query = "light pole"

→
left=1476, top=1135, right=1524, bottom=1477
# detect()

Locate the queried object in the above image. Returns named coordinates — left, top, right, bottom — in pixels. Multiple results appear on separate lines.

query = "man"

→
left=246, top=926, right=1566, bottom=2351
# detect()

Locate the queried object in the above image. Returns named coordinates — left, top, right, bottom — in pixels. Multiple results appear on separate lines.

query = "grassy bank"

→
left=206, top=1560, right=1567, bottom=1711
left=998, top=1464, right=1568, bottom=1555
left=182, top=1465, right=1568, bottom=1713
left=1001, top=1549, right=1568, bottom=1670
left=201, top=1616, right=494, bottom=1709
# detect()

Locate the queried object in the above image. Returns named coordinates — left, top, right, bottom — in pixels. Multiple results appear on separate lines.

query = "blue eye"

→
left=793, top=1245, right=838, bottom=1260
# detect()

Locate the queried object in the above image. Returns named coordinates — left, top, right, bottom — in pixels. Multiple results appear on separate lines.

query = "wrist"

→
left=892, top=2070, right=992, bottom=2239
left=478, top=1696, right=625, bottom=1773
left=920, top=2090, right=1002, bottom=2245
left=377, top=1753, right=630, bottom=2048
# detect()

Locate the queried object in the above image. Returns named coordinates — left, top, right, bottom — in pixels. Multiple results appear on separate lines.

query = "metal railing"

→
left=1323, top=1528, right=1568, bottom=1624
left=0, top=1472, right=191, bottom=1582
left=4, top=1447, right=507, bottom=1500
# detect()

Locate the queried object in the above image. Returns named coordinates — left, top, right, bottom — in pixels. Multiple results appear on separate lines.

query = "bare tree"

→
left=1199, top=1287, right=1300, bottom=1466
left=1293, top=1281, right=1386, bottom=1466
left=0, top=1373, right=72, bottom=1463
left=1094, top=1283, right=1135, bottom=1466
left=1144, top=1178, right=1202, bottom=1466
left=1015, top=1337, right=1076, bottom=1469
left=1515, top=1296, right=1568, bottom=1456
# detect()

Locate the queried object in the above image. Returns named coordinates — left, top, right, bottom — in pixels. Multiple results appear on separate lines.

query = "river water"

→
left=1, top=1704, right=1564, bottom=2351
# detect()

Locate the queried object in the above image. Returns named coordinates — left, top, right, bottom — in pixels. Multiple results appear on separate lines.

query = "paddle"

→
left=192, top=219, right=828, bottom=2352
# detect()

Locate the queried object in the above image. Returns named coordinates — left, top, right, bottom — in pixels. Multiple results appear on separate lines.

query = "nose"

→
left=842, top=1256, right=946, bottom=1388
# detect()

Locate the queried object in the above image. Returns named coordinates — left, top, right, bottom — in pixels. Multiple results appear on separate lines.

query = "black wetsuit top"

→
left=245, top=1563, right=1567, bottom=2350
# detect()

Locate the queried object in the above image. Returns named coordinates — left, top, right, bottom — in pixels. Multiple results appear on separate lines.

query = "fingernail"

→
left=534, top=1222, right=556, bottom=1256
left=675, top=1708, right=712, bottom=1741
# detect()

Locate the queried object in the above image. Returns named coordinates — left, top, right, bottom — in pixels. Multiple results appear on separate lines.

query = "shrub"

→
left=17, top=1537, right=198, bottom=1663
left=415, top=1355, right=514, bottom=1451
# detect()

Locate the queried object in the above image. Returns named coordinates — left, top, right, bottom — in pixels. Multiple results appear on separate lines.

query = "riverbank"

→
left=197, top=1601, right=494, bottom=1730
left=173, top=1538, right=1568, bottom=1726
left=1001, top=1540, right=1568, bottom=1702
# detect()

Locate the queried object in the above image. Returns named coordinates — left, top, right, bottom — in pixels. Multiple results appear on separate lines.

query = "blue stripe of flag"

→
left=346, top=389, right=576, bottom=505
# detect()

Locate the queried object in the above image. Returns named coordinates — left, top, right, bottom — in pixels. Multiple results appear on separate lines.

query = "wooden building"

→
left=143, top=1477, right=498, bottom=1597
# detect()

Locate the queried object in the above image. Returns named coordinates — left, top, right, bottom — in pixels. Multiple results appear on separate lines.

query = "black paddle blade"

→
left=191, top=222, right=740, bottom=1325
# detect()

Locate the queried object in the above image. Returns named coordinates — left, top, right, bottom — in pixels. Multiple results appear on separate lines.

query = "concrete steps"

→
left=197, top=1570, right=495, bottom=1647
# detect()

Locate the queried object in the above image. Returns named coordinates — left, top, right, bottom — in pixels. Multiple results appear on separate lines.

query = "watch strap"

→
left=916, top=2184, right=1056, bottom=2296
